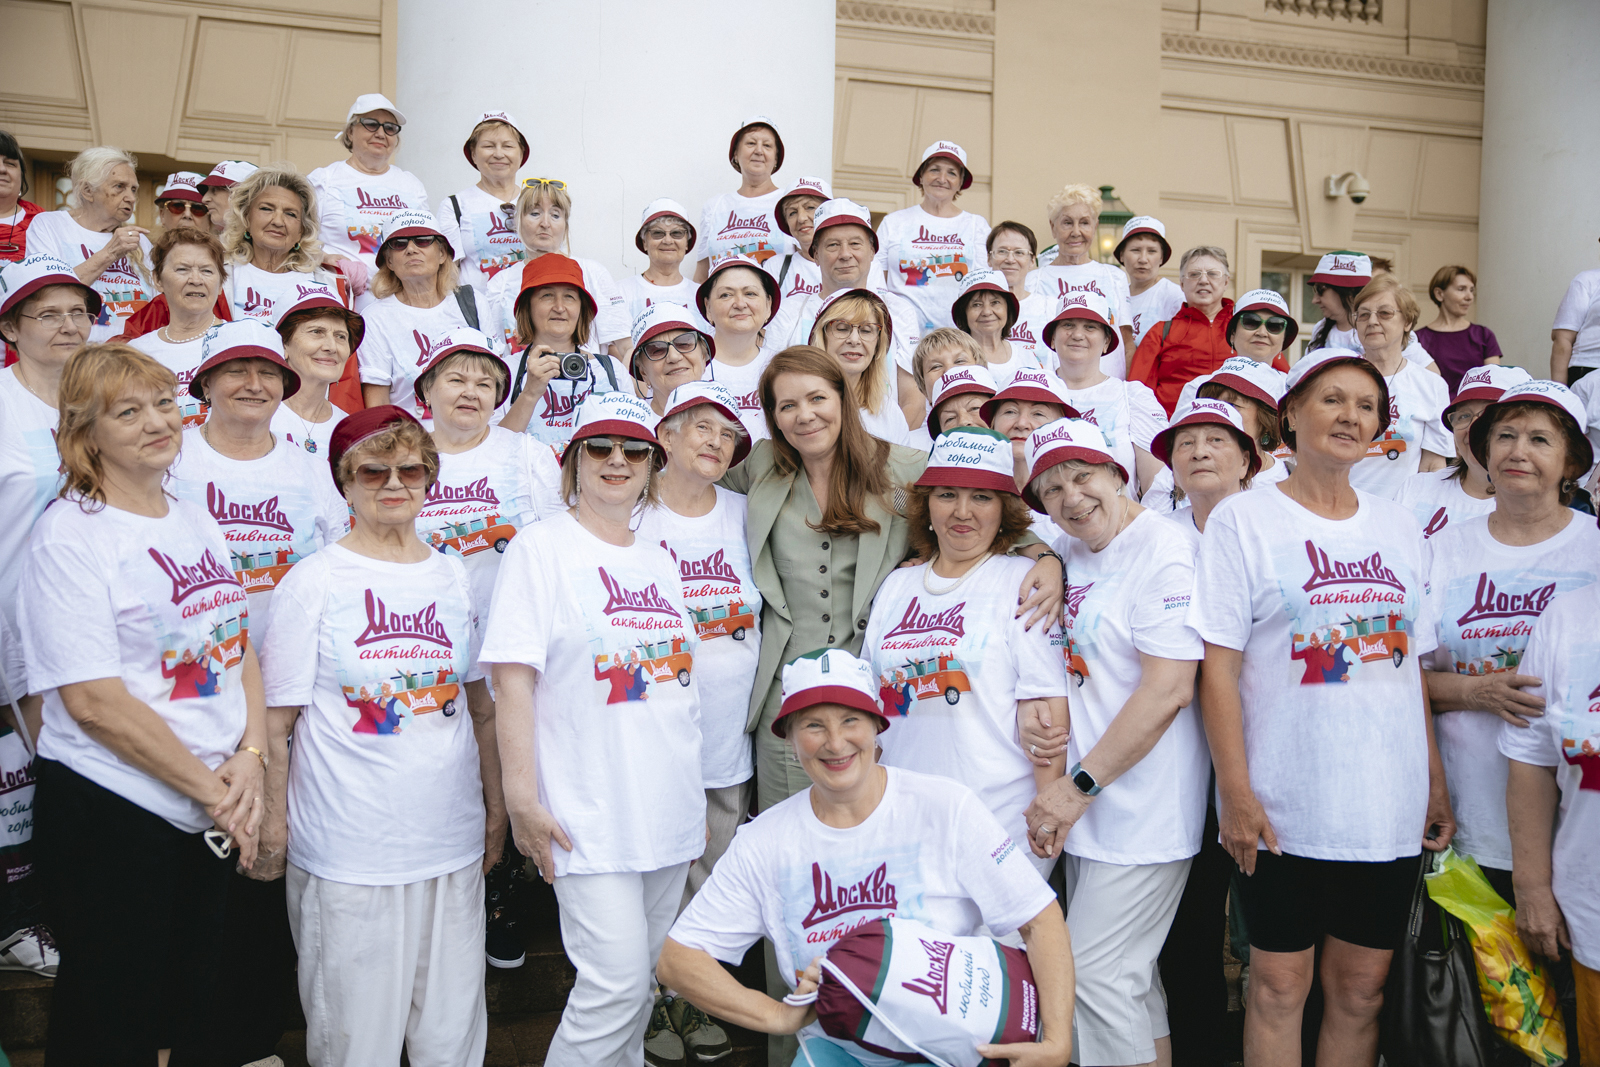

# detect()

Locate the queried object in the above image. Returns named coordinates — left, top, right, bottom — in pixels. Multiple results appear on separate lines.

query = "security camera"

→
left=1325, top=171, right=1370, bottom=205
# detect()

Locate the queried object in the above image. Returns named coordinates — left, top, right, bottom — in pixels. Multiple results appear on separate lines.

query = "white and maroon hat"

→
left=1205, top=355, right=1286, bottom=411
left=1113, top=216, right=1171, bottom=265
left=729, top=114, right=784, bottom=173
left=379, top=209, right=453, bottom=259
left=1041, top=289, right=1121, bottom=354
left=0, top=253, right=102, bottom=319
left=634, top=198, right=697, bottom=254
left=809, top=199, right=878, bottom=256
left=337, top=93, right=407, bottom=139
left=695, top=255, right=780, bottom=324
left=462, top=109, right=530, bottom=166
left=660, top=381, right=751, bottom=465
left=1151, top=397, right=1263, bottom=477
left=774, top=648, right=887, bottom=737
left=1469, top=379, right=1593, bottom=471
left=808, top=287, right=893, bottom=351
left=561, top=390, right=663, bottom=466
left=980, top=367, right=1079, bottom=425
left=274, top=285, right=366, bottom=352
left=928, top=364, right=998, bottom=425
left=1022, top=418, right=1127, bottom=512
left=914, top=426, right=1018, bottom=494
left=1443, top=364, right=1532, bottom=428
left=1281, top=346, right=1390, bottom=438
left=156, top=172, right=204, bottom=204
left=913, top=140, right=972, bottom=190
left=1229, top=289, right=1299, bottom=348
left=196, top=160, right=258, bottom=190
left=774, top=176, right=833, bottom=237
left=411, top=326, right=508, bottom=406
left=951, top=268, right=1018, bottom=335
left=192, top=318, right=301, bottom=402
left=1310, top=250, right=1373, bottom=288
left=629, top=302, right=714, bottom=377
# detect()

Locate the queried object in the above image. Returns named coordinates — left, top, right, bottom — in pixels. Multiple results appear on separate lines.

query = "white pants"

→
left=546, top=863, right=691, bottom=1067
left=286, top=860, right=487, bottom=1067
left=1061, top=853, right=1192, bottom=1066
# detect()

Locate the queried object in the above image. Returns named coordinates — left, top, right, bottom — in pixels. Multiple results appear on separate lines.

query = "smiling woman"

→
left=219, top=166, right=349, bottom=323
left=126, top=229, right=226, bottom=411
left=692, top=116, right=796, bottom=283
left=437, top=111, right=532, bottom=296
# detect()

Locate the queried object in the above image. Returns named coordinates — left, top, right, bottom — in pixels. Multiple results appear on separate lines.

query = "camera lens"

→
left=559, top=352, right=588, bottom=380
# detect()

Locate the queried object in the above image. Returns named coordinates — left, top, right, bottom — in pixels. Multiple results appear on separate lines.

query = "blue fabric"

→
left=791, top=1036, right=871, bottom=1067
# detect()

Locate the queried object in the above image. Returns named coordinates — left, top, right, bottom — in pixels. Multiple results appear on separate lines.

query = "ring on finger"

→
left=1029, top=743, right=1038, bottom=756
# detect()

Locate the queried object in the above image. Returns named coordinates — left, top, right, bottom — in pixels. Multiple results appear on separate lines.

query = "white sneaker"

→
left=0, top=925, right=58, bottom=977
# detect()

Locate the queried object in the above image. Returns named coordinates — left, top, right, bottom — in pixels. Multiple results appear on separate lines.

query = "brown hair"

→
left=1428, top=265, right=1476, bottom=307
left=1481, top=401, right=1590, bottom=506
left=514, top=281, right=593, bottom=350
left=371, top=241, right=461, bottom=304
left=911, top=328, right=985, bottom=394
left=1198, top=382, right=1281, bottom=452
left=56, top=343, right=179, bottom=511
left=465, top=120, right=527, bottom=164
left=334, top=420, right=440, bottom=495
left=559, top=439, right=664, bottom=510
left=150, top=226, right=225, bottom=277
left=809, top=293, right=891, bottom=414
left=985, top=221, right=1037, bottom=257
left=760, top=346, right=892, bottom=535
left=905, top=484, right=1032, bottom=561
left=416, top=351, right=509, bottom=410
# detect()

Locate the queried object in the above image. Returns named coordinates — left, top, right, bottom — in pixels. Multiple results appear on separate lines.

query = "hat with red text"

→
left=1468, top=378, right=1593, bottom=471
left=0, top=252, right=102, bottom=319
left=928, top=364, right=999, bottom=427
left=1150, top=397, right=1263, bottom=478
left=729, top=115, right=784, bottom=174
left=1443, top=364, right=1532, bottom=429
left=979, top=367, right=1080, bottom=425
left=774, top=176, right=833, bottom=237
left=774, top=648, right=887, bottom=737
left=1310, top=250, right=1372, bottom=288
left=634, top=198, right=698, bottom=254
left=156, top=172, right=205, bottom=204
left=412, top=326, right=509, bottom=407
left=1021, top=418, right=1128, bottom=512
left=561, top=390, right=663, bottom=467
left=915, top=426, right=1018, bottom=495
left=274, top=284, right=366, bottom=353
left=695, top=255, right=781, bottom=324
left=809, top=199, right=878, bottom=257
left=462, top=109, right=530, bottom=166
left=378, top=209, right=453, bottom=259
left=660, top=381, right=751, bottom=465
left=1227, top=289, right=1299, bottom=348
left=328, top=405, right=424, bottom=487
left=337, top=93, right=407, bottom=139
left=515, top=252, right=597, bottom=318
left=1113, top=216, right=1171, bottom=265
left=951, top=268, right=1018, bottom=335
left=1041, top=289, right=1121, bottom=354
left=191, top=318, right=301, bottom=402
left=1280, top=346, right=1390, bottom=440
left=197, top=160, right=258, bottom=190
left=913, top=140, right=973, bottom=190
left=629, top=302, right=715, bottom=378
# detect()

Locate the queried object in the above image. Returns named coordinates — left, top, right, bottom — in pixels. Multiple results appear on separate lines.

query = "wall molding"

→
left=835, top=1, right=994, bottom=38
left=1162, top=32, right=1483, bottom=86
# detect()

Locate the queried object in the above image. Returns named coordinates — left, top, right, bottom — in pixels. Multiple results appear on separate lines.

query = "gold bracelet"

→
left=239, top=745, right=268, bottom=771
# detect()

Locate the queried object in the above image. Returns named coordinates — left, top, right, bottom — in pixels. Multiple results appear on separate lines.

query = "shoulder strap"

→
left=595, top=353, right=620, bottom=392
left=777, top=254, right=792, bottom=288
left=453, top=285, right=479, bottom=330
left=449, top=194, right=463, bottom=225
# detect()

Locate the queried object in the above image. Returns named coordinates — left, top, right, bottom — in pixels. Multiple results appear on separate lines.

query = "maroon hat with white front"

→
left=808, top=199, right=878, bottom=257
left=1021, top=418, right=1128, bottom=512
left=1113, top=216, right=1170, bottom=265
left=411, top=327, right=509, bottom=407
left=1444, top=364, right=1532, bottom=428
left=634, top=198, right=698, bottom=254
left=628, top=302, right=715, bottom=378
left=190, top=318, right=301, bottom=402
left=695, top=255, right=780, bottom=324
left=1468, top=378, right=1593, bottom=471
left=774, top=176, right=833, bottom=237
left=1041, top=289, right=1121, bottom=355
left=156, top=172, right=204, bottom=204
left=728, top=115, right=784, bottom=174
left=773, top=649, right=888, bottom=737
left=979, top=367, right=1079, bottom=425
left=462, top=109, right=530, bottom=166
left=1150, top=397, right=1263, bottom=478
left=378, top=209, right=453, bottom=259
left=0, top=253, right=102, bottom=320
left=660, top=382, right=751, bottom=466
left=274, top=284, right=366, bottom=352
left=914, top=427, right=1018, bottom=495
left=197, top=160, right=258, bottom=190
left=913, top=140, right=973, bottom=190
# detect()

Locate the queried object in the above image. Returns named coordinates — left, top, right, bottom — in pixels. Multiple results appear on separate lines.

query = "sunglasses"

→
left=356, top=117, right=402, bottom=136
left=639, top=335, right=704, bottom=362
left=355, top=463, right=429, bottom=489
left=387, top=235, right=439, bottom=250
left=1238, top=312, right=1289, bottom=335
left=162, top=201, right=208, bottom=218
left=581, top=437, right=654, bottom=464
left=522, top=177, right=568, bottom=191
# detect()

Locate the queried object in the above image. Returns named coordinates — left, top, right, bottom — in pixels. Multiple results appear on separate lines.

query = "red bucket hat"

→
left=515, top=253, right=598, bottom=319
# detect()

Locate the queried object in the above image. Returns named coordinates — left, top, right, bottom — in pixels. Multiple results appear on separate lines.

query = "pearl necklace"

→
left=922, top=552, right=992, bottom=596
left=159, top=317, right=218, bottom=345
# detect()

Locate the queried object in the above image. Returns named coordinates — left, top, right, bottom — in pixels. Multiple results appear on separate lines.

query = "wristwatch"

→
left=1069, top=761, right=1102, bottom=797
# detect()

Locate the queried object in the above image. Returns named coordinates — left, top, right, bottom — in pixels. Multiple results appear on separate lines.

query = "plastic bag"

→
left=1425, top=847, right=1567, bottom=1065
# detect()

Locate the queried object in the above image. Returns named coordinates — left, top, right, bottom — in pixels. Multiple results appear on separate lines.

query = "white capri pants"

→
left=545, top=862, right=692, bottom=1067
left=1061, top=853, right=1192, bottom=1066
left=286, top=859, right=487, bottom=1067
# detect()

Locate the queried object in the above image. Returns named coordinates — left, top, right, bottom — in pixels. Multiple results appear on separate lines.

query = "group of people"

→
left=1, top=97, right=1599, bottom=1067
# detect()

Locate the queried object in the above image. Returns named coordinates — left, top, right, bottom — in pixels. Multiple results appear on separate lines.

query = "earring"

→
left=292, top=242, right=301, bottom=253
left=1562, top=478, right=1577, bottom=495
left=244, top=232, right=253, bottom=243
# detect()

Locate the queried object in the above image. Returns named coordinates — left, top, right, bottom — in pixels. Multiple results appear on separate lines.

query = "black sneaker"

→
left=485, top=885, right=525, bottom=969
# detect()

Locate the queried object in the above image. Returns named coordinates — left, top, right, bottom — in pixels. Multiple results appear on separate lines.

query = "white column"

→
left=1477, top=0, right=1600, bottom=376
left=395, top=0, right=836, bottom=282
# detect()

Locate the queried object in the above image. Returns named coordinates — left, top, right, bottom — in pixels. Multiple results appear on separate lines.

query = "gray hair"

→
left=69, top=146, right=138, bottom=207
left=221, top=165, right=325, bottom=274
left=658, top=402, right=748, bottom=444
left=1179, top=246, right=1230, bottom=276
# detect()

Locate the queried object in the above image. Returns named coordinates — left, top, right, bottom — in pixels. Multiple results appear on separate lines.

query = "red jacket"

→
left=1128, top=299, right=1237, bottom=415
left=0, top=200, right=43, bottom=263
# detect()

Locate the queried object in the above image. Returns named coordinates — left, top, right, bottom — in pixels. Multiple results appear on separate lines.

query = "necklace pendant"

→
left=304, top=439, right=318, bottom=454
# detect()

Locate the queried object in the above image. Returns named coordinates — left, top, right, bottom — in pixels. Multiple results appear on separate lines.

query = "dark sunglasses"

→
left=640, top=335, right=704, bottom=362
left=356, top=117, right=402, bottom=136
left=387, top=235, right=439, bottom=251
left=355, top=463, right=429, bottom=489
left=581, top=437, right=654, bottom=464
left=162, top=201, right=208, bottom=218
left=1238, top=312, right=1289, bottom=335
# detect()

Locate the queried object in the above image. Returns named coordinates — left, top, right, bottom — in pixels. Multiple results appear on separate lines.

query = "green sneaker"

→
left=666, top=994, right=733, bottom=1063
left=644, top=994, right=687, bottom=1067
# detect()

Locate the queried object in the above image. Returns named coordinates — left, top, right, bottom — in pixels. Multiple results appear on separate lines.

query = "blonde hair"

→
left=334, top=420, right=439, bottom=496
left=515, top=182, right=572, bottom=255
left=371, top=238, right=461, bottom=303
left=911, top=328, right=984, bottom=394
left=221, top=165, right=325, bottom=274
left=810, top=293, right=891, bottom=414
left=466, top=120, right=527, bottom=163
left=1352, top=274, right=1421, bottom=338
left=56, top=343, right=178, bottom=511
left=1046, top=183, right=1103, bottom=225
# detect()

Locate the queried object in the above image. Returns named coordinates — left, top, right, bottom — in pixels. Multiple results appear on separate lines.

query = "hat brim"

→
left=979, top=388, right=1076, bottom=425
left=413, top=344, right=511, bottom=408
left=0, top=273, right=103, bottom=321
left=1042, top=309, right=1121, bottom=355
left=634, top=210, right=698, bottom=255
left=189, top=349, right=302, bottom=403
left=772, top=686, right=888, bottom=737
left=1113, top=228, right=1171, bottom=266
left=157, top=188, right=203, bottom=205
left=1468, top=393, right=1594, bottom=472
left=808, top=217, right=879, bottom=258
left=913, top=153, right=974, bottom=191
left=1022, top=445, right=1129, bottom=512
left=1280, top=355, right=1391, bottom=442
left=560, top=419, right=664, bottom=467
left=695, top=261, right=780, bottom=324
left=913, top=465, right=1018, bottom=495
left=1228, top=303, right=1299, bottom=349
left=952, top=285, right=1018, bottom=336
left=1150, top=416, right=1263, bottom=479
left=659, top=397, right=752, bottom=467
left=1309, top=272, right=1370, bottom=288
left=1441, top=386, right=1504, bottom=431
left=728, top=122, right=785, bottom=174
left=1206, top=370, right=1281, bottom=412
left=196, top=176, right=236, bottom=190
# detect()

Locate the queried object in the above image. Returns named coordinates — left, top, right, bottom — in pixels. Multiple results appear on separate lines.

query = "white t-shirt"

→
left=1055, top=511, right=1207, bottom=863
left=861, top=402, right=913, bottom=448
left=1350, top=361, right=1453, bottom=500
left=635, top=489, right=762, bottom=788
left=1190, top=485, right=1434, bottom=861
left=477, top=511, right=705, bottom=876
left=1024, top=261, right=1132, bottom=336
left=668, top=767, right=1055, bottom=1067
left=873, top=207, right=991, bottom=334
left=261, top=544, right=484, bottom=885
left=1553, top=268, right=1600, bottom=368
left=435, top=186, right=526, bottom=295
left=222, top=263, right=332, bottom=324
left=1142, top=456, right=1291, bottom=516
left=22, top=497, right=249, bottom=831
left=356, top=292, right=491, bottom=423
left=865, top=555, right=1066, bottom=852
left=482, top=254, right=631, bottom=353
left=168, top=427, right=348, bottom=647
left=125, top=332, right=210, bottom=428
left=24, top=210, right=154, bottom=341
left=1061, top=376, right=1168, bottom=499
left=1419, top=515, right=1600, bottom=871
left=617, top=273, right=700, bottom=328
left=1497, top=583, right=1600, bottom=969
left=693, top=189, right=796, bottom=267
left=708, top=352, right=773, bottom=444
left=0, top=368, right=61, bottom=691
left=269, top=402, right=352, bottom=458
left=1572, top=372, right=1600, bottom=486
left=1394, top=468, right=1495, bottom=541
left=1006, top=290, right=1057, bottom=373
left=766, top=253, right=822, bottom=307
left=1126, top=278, right=1186, bottom=348
left=305, top=160, right=431, bottom=272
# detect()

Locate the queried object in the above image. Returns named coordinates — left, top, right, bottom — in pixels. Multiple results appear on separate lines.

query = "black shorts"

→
left=1235, top=851, right=1419, bottom=953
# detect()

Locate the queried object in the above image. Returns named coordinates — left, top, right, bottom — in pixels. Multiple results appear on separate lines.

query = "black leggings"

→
left=1158, top=805, right=1234, bottom=1066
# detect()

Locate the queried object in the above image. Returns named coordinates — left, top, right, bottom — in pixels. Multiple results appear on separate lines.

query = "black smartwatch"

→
left=1069, top=761, right=1102, bottom=797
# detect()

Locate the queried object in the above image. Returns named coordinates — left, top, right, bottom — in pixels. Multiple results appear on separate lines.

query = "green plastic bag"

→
left=1425, top=847, right=1567, bottom=1065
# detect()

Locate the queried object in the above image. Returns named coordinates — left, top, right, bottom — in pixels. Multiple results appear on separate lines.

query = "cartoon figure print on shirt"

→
left=206, top=482, right=321, bottom=594
left=468, top=208, right=524, bottom=279
left=1369, top=392, right=1408, bottom=464
left=1063, top=582, right=1094, bottom=686
left=583, top=564, right=696, bottom=706
left=713, top=211, right=782, bottom=267
left=874, top=596, right=973, bottom=715
left=1288, top=539, right=1417, bottom=685
left=661, top=543, right=759, bottom=643
left=423, top=478, right=518, bottom=558
left=147, top=546, right=248, bottom=701
left=340, top=588, right=467, bottom=734
left=81, top=243, right=150, bottom=328
left=896, top=227, right=972, bottom=290
left=1434, top=566, right=1591, bottom=678
left=1565, top=678, right=1600, bottom=791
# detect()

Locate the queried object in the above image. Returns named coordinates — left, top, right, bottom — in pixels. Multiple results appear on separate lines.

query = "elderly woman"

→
left=481, top=391, right=703, bottom=1067
left=1306, top=251, right=1435, bottom=370
left=1416, top=265, right=1503, bottom=394
left=254, top=406, right=497, bottom=1065
left=1396, top=364, right=1530, bottom=538
left=0, top=130, right=43, bottom=262
left=987, top=221, right=1055, bottom=367
left=1191, top=347, right=1454, bottom=1066
left=308, top=94, right=430, bottom=305
left=1015, top=417, right=1205, bottom=1067
left=1151, top=397, right=1261, bottom=538
left=437, top=111, right=530, bottom=295
left=629, top=303, right=712, bottom=416
left=923, top=362, right=998, bottom=446
left=1128, top=246, right=1237, bottom=413
left=865, top=426, right=1068, bottom=876
left=875, top=141, right=991, bottom=333
left=768, top=175, right=830, bottom=305
left=271, top=288, right=365, bottom=455
left=693, top=116, right=794, bottom=282
left=1025, top=185, right=1135, bottom=356
left=659, top=648, right=1074, bottom=1067
left=1116, top=217, right=1182, bottom=348
left=809, top=288, right=916, bottom=444
left=698, top=256, right=780, bottom=440
left=25, top=146, right=153, bottom=341
left=221, top=166, right=348, bottom=322
left=981, top=368, right=1078, bottom=494
left=906, top=328, right=989, bottom=449
left=953, top=267, right=1047, bottom=376
left=619, top=199, right=700, bottom=322
left=22, top=342, right=265, bottom=1062
left=126, top=229, right=226, bottom=422
left=153, top=173, right=208, bottom=234
left=196, top=161, right=257, bottom=239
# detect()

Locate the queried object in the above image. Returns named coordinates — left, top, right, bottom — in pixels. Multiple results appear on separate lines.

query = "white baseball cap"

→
left=156, top=172, right=204, bottom=204
left=1021, top=418, right=1127, bottom=511
left=774, top=649, right=887, bottom=737
left=635, top=198, right=697, bottom=253
left=1150, top=397, right=1263, bottom=477
left=1310, top=250, right=1373, bottom=287
left=914, top=141, right=972, bottom=190
left=914, top=426, right=1018, bottom=495
left=197, top=160, right=258, bottom=190
left=1114, top=216, right=1170, bottom=265
left=336, top=93, right=407, bottom=139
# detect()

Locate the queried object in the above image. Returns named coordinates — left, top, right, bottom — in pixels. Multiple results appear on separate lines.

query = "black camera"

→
left=556, top=352, right=588, bottom=380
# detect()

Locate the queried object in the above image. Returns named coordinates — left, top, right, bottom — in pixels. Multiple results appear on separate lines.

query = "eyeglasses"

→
left=645, top=227, right=690, bottom=242
left=162, top=201, right=208, bottom=218
left=1183, top=270, right=1227, bottom=283
left=581, top=437, right=654, bottom=464
left=354, top=463, right=429, bottom=489
left=825, top=321, right=881, bottom=341
left=387, top=235, right=439, bottom=250
left=18, top=309, right=92, bottom=330
left=1238, top=312, right=1289, bottom=335
left=355, top=117, right=401, bottom=136
left=522, top=177, right=568, bottom=191
left=639, top=335, right=705, bottom=362
left=1355, top=307, right=1399, bottom=323
left=1446, top=408, right=1480, bottom=429
left=989, top=248, right=1033, bottom=262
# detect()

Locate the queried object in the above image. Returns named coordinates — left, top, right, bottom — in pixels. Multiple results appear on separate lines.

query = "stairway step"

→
left=0, top=970, right=52, bottom=1050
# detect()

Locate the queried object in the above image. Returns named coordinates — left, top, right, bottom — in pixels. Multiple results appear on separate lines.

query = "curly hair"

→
left=221, top=165, right=325, bottom=274
left=334, top=420, right=440, bottom=496
left=904, top=483, right=1033, bottom=561
left=56, top=343, right=179, bottom=511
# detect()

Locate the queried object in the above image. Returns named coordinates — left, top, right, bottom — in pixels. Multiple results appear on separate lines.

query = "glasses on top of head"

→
left=581, top=437, right=654, bottom=464
left=1183, top=269, right=1227, bottom=283
left=355, top=463, right=428, bottom=489
left=387, top=235, right=439, bottom=251
left=825, top=321, right=881, bottom=341
left=639, top=334, right=705, bottom=362
left=355, top=117, right=402, bottom=137
left=162, top=201, right=208, bottom=218
left=522, top=178, right=568, bottom=191
left=1238, top=312, right=1289, bottom=335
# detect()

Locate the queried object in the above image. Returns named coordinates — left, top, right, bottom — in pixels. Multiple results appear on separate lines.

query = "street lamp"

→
left=1096, top=185, right=1134, bottom=264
